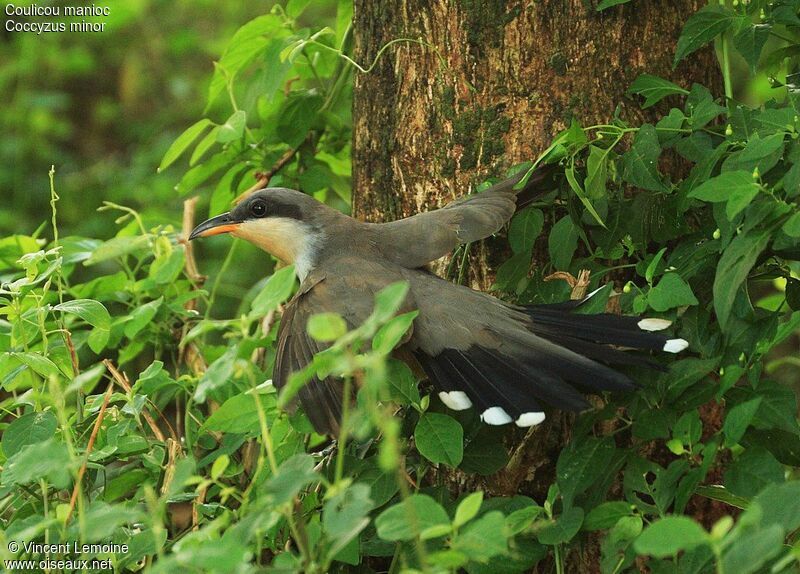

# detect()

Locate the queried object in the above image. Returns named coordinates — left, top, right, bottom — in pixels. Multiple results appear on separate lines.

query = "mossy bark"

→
left=351, top=1, right=723, bottom=571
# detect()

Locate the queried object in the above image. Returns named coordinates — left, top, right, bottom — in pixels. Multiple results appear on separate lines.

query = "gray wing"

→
left=375, top=166, right=556, bottom=269
left=273, top=261, right=413, bottom=435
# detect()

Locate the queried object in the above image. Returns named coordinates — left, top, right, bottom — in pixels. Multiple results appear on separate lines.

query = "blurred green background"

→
left=1, top=0, right=343, bottom=315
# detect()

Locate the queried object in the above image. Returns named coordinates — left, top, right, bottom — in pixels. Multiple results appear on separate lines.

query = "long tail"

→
left=414, top=300, right=687, bottom=428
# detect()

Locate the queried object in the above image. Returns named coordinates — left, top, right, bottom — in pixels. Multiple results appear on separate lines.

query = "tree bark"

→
left=351, top=1, right=722, bottom=571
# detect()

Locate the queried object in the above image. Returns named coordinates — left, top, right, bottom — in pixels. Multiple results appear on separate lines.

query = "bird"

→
left=189, top=166, right=688, bottom=435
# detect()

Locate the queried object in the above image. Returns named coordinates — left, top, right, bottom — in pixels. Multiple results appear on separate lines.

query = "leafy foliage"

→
left=1, top=1, right=800, bottom=573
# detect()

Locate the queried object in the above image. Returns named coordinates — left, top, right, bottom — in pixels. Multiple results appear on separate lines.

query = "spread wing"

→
left=376, top=165, right=557, bottom=269
left=273, top=261, right=412, bottom=435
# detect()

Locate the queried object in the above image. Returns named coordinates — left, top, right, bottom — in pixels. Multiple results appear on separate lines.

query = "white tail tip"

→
left=438, top=391, right=472, bottom=411
left=515, top=412, right=546, bottom=427
left=638, top=318, right=673, bottom=332
left=481, top=406, right=513, bottom=425
left=663, top=338, right=689, bottom=353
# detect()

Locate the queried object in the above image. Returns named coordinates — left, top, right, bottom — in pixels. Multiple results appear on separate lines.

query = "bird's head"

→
left=189, top=188, right=327, bottom=279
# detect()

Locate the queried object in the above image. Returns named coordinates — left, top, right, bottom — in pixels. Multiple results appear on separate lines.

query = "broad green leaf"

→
left=287, top=0, right=312, bottom=17
left=414, top=413, right=463, bottom=467
left=585, top=144, right=610, bottom=200
left=722, top=133, right=785, bottom=176
left=596, top=0, right=631, bottom=10
left=216, top=110, right=247, bottom=143
left=627, top=74, right=689, bottom=108
left=375, top=494, right=450, bottom=541
left=750, top=481, right=800, bottom=532
left=622, top=125, right=667, bottom=192
left=323, top=484, right=372, bottom=555
left=124, top=297, right=162, bottom=338
left=158, top=119, right=213, bottom=172
left=54, top=299, right=111, bottom=331
left=557, top=437, right=616, bottom=508
left=648, top=273, right=698, bottom=311
left=583, top=501, right=633, bottom=531
left=453, top=511, right=508, bottom=561
left=634, top=516, right=708, bottom=557
left=713, top=229, right=771, bottom=332
left=720, top=523, right=784, bottom=574
left=548, top=215, right=579, bottom=270
left=372, top=311, right=418, bottom=354
left=504, top=505, right=543, bottom=535
left=460, top=427, right=510, bottom=475
left=372, top=281, right=410, bottom=322
left=688, top=170, right=760, bottom=220
left=724, top=447, right=784, bottom=498
left=665, top=357, right=719, bottom=400
left=508, top=208, right=544, bottom=254
left=722, top=397, right=762, bottom=447
left=1, top=438, right=71, bottom=488
left=384, top=359, right=421, bottom=406
left=85, top=235, right=151, bottom=266
left=308, top=312, right=348, bottom=342
left=453, top=491, right=483, bottom=528
left=263, top=454, right=318, bottom=506
left=1, top=411, right=57, bottom=458
left=203, top=390, right=277, bottom=433
left=189, top=126, right=220, bottom=166
left=250, top=265, right=296, bottom=316
left=733, top=21, right=771, bottom=74
left=537, top=507, right=584, bottom=545
left=194, top=346, right=237, bottom=403
left=674, top=6, right=737, bottom=67
left=782, top=211, right=800, bottom=237
left=211, top=454, right=229, bottom=480
left=10, top=352, right=62, bottom=379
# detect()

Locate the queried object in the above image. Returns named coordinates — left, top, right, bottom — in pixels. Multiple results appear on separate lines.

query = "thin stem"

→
left=718, top=0, right=734, bottom=100
left=334, top=375, right=352, bottom=484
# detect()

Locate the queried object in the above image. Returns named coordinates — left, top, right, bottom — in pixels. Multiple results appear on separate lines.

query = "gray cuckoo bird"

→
left=189, top=168, right=688, bottom=435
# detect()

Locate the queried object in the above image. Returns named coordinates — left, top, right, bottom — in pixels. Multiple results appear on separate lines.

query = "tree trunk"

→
left=351, top=1, right=722, bottom=571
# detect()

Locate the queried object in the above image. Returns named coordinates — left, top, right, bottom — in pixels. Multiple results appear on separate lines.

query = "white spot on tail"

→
left=481, top=407, right=512, bottom=425
left=663, top=338, right=689, bottom=353
left=438, top=391, right=472, bottom=411
left=515, top=412, right=546, bottom=427
left=638, top=318, right=672, bottom=332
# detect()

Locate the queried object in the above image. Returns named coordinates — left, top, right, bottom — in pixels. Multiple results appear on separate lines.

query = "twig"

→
left=232, top=139, right=307, bottom=206
left=544, top=269, right=591, bottom=300
left=66, top=381, right=114, bottom=524
left=104, top=359, right=171, bottom=442
left=180, top=197, right=205, bottom=286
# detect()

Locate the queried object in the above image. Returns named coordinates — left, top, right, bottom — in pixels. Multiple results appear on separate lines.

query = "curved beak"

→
left=189, top=212, right=242, bottom=240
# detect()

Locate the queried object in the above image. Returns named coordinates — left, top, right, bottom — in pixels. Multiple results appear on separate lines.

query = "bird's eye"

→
left=250, top=200, right=267, bottom=218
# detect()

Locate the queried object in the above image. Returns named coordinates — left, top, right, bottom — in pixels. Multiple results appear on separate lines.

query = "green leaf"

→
left=189, top=126, right=220, bottom=166
left=648, top=272, right=699, bottom=311
left=674, top=6, right=737, bottom=67
left=216, top=110, right=247, bottom=143
left=1, top=438, right=71, bottom=488
left=372, top=311, right=418, bottom=354
left=635, top=516, right=708, bottom=557
left=557, top=437, right=616, bottom=508
left=508, top=208, right=544, bottom=254
left=158, top=119, right=213, bottom=172
left=504, top=505, right=543, bottom=535
left=194, top=346, right=237, bottom=403
left=722, top=133, right=785, bottom=176
left=782, top=211, right=800, bottom=237
left=548, top=215, right=579, bottom=270
left=596, top=0, right=631, bottom=11
left=414, top=413, right=463, bottom=467
left=665, top=357, right=719, bottom=400
left=308, top=312, right=348, bottom=342
left=460, top=427, right=510, bottom=475
left=585, top=145, right=610, bottom=201
left=713, top=229, right=771, bottom=332
left=453, top=491, right=483, bottom=528
left=204, top=390, right=276, bottom=433
left=622, top=125, right=667, bottom=192
left=375, top=494, right=450, bottom=541
left=250, top=265, right=296, bottom=316
left=733, top=21, right=771, bottom=74
left=720, top=524, right=784, bottom=574
left=627, top=74, right=689, bottom=108
left=10, top=352, right=62, bottom=379
left=54, top=299, right=111, bottom=331
left=84, top=235, right=151, bottom=265
left=453, top=511, right=508, bottom=561
left=724, top=447, right=784, bottom=498
left=124, top=297, right=162, bottom=338
left=722, top=397, right=762, bottom=447
left=583, top=501, right=633, bottom=531
left=1, top=411, right=57, bottom=458
left=263, top=454, right=318, bottom=506
left=210, top=454, right=229, bottom=480
left=750, top=481, right=800, bottom=532
left=384, top=359, right=420, bottom=405
left=286, top=0, right=312, bottom=17
left=565, top=165, right=606, bottom=227
left=688, top=171, right=760, bottom=220
left=371, top=281, right=410, bottom=322
left=323, top=484, right=372, bottom=556
left=537, top=507, right=584, bottom=545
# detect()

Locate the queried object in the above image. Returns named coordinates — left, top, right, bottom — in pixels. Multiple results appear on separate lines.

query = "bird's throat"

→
left=232, top=218, right=320, bottom=281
